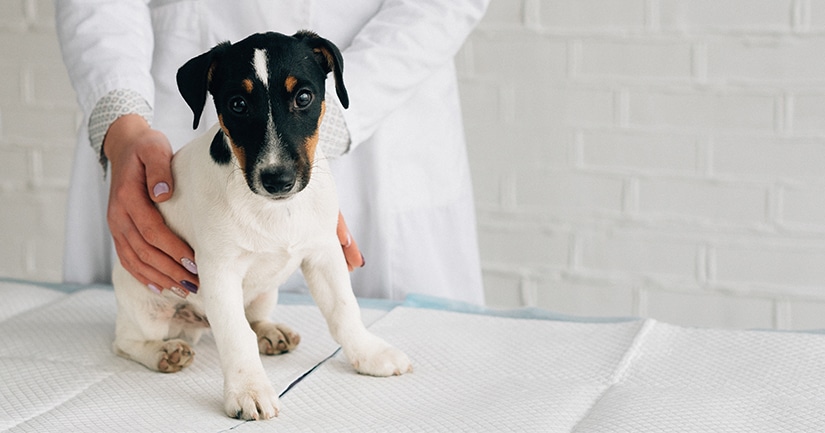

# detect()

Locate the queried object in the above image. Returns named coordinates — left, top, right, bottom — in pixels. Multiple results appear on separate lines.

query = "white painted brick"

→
left=515, top=169, right=625, bottom=213
left=580, top=130, right=698, bottom=174
left=504, top=85, right=616, bottom=130
left=0, top=146, right=29, bottom=185
left=637, top=178, right=767, bottom=225
left=714, top=245, right=825, bottom=294
left=791, top=93, right=825, bottom=134
left=0, top=192, right=37, bottom=279
left=579, top=232, right=699, bottom=280
left=713, top=136, right=825, bottom=180
left=0, top=63, right=22, bottom=105
left=642, top=289, right=775, bottom=329
left=805, top=0, right=825, bottom=30
left=555, top=87, right=616, bottom=128
left=29, top=63, right=78, bottom=107
left=478, top=225, right=569, bottom=269
left=478, top=0, right=525, bottom=27
left=482, top=271, right=524, bottom=308
left=470, top=30, right=567, bottom=81
left=37, top=145, right=74, bottom=187
left=459, top=79, right=501, bottom=125
left=707, top=37, right=825, bottom=83
left=659, top=0, right=794, bottom=32
left=628, top=90, right=776, bottom=132
left=470, top=162, right=504, bottom=208
left=31, top=0, right=56, bottom=29
left=468, top=124, right=570, bottom=168
left=781, top=299, right=825, bottom=330
left=577, top=40, right=693, bottom=79
left=782, top=185, right=825, bottom=228
left=0, top=105, right=78, bottom=141
left=535, top=280, right=636, bottom=318
left=536, top=0, right=647, bottom=31
left=0, top=32, right=62, bottom=65
left=0, top=0, right=27, bottom=29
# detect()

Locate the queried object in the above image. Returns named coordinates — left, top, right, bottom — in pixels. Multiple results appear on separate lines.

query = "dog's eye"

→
left=294, top=90, right=313, bottom=109
left=228, top=96, right=248, bottom=115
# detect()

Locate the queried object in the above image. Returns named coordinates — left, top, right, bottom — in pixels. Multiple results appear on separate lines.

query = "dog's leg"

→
left=245, top=290, right=301, bottom=355
left=112, top=265, right=195, bottom=373
left=302, top=246, right=412, bottom=377
left=199, top=265, right=280, bottom=420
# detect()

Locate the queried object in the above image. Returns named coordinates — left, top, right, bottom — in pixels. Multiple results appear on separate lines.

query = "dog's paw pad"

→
left=225, top=383, right=280, bottom=420
left=253, top=322, right=301, bottom=355
left=353, top=345, right=412, bottom=377
left=157, top=340, right=194, bottom=373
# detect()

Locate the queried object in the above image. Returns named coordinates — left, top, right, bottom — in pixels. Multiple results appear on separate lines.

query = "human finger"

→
left=337, top=211, right=364, bottom=271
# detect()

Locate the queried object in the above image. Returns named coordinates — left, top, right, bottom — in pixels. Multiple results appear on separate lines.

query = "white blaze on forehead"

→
left=253, top=48, right=269, bottom=88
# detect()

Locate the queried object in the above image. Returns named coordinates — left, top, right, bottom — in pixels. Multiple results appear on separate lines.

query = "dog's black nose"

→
left=260, top=166, right=296, bottom=194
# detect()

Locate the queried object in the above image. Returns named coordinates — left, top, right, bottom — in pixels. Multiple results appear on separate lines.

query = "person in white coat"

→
left=55, top=0, right=487, bottom=305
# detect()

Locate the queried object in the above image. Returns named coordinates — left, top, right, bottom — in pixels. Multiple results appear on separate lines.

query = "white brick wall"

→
left=4, top=0, right=825, bottom=331
left=0, top=0, right=77, bottom=283
left=458, top=0, right=825, bottom=330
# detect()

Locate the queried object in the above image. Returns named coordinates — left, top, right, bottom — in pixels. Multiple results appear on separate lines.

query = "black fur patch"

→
left=210, top=130, right=231, bottom=165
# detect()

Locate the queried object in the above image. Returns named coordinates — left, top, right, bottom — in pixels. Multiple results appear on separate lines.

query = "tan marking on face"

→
left=284, top=75, right=298, bottom=93
left=241, top=78, right=254, bottom=93
left=312, top=48, right=335, bottom=73
left=207, top=62, right=217, bottom=85
left=304, top=101, right=325, bottom=167
left=218, top=114, right=246, bottom=171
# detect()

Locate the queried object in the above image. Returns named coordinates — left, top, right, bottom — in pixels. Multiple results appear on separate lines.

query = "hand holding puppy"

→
left=104, top=114, right=364, bottom=295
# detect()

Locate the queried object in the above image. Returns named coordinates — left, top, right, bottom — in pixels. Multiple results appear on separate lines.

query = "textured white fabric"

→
left=4, top=281, right=825, bottom=432
left=87, top=89, right=153, bottom=171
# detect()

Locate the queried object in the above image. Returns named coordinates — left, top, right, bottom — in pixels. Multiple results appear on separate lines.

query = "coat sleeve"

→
left=54, top=0, right=156, bottom=117
left=339, top=0, right=490, bottom=149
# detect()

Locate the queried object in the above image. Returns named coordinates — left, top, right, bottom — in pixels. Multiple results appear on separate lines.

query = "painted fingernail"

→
left=180, top=280, right=199, bottom=294
left=148, top=284, right=162, bottom=295
left=360, top=253, right=365, bottom=268
left=153, top=182, right=170, bottom=198
left=169, top=286, right=188, bottom=298
left=181, top=257, right=198, bottom=275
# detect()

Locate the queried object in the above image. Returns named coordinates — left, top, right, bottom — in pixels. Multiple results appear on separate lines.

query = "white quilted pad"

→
left=3, top=281, right=825, bottom=432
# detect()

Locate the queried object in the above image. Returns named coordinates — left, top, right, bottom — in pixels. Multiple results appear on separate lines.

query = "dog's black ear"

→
left=176, top=42, right=230, bottom=129
left=294, top=30, right=349, bottom=109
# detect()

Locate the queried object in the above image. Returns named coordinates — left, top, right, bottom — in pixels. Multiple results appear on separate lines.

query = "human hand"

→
left=337, top=212, right=364, bottom=271
left=104, top=114, right=199, bottom=297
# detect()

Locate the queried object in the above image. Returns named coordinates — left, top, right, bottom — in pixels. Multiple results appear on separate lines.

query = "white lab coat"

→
left=56, top=0, right=486, bottom=304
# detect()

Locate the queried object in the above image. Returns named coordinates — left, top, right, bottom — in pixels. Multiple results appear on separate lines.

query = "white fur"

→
left=112, top=123, right=411, bottom=420
left=253, top=48, right=269, bottom=88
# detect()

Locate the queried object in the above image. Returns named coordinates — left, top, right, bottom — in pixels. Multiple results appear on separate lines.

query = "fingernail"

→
left=153, top=182, right=170, bottom=198
left=360, top=253, right=365, bottom=268
left=148, top=284, right=162, bottom=295
left=180, top=280, right=199, bottom=294
left=169, top=286, right=188, bottom=298
left=181, top=257, right=198, bottom=275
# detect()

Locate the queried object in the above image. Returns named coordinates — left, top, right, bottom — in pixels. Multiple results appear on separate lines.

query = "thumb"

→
left=139, top=131, right=175, bottom=203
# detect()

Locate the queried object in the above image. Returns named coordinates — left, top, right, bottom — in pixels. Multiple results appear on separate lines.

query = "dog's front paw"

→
left=157, top=340, right=194, bottom=373
left=251, top=321, right=301, bottom=355
left=350, top=339, right=412, bottom=377
left=224, top=378, right=280, bottom=420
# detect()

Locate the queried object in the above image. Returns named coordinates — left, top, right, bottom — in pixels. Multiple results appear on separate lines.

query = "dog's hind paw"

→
left=157, top=340, right=194, bottom=373
left=225, top=380, right=280, bottom=420
left=251, top=321, right=301, bottom=355
left=351, top=342, right=412, bottom=377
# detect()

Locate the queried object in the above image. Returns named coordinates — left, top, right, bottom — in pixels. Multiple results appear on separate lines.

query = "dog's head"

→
left=176, top=31, right=348, bottom=200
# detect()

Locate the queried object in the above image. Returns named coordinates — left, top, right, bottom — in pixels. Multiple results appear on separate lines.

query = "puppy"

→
left=112, top=31, right=411, bottom=420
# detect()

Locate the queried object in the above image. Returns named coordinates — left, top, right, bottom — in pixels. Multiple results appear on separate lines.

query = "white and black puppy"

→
left=112, top=31, right=411, bottom=421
